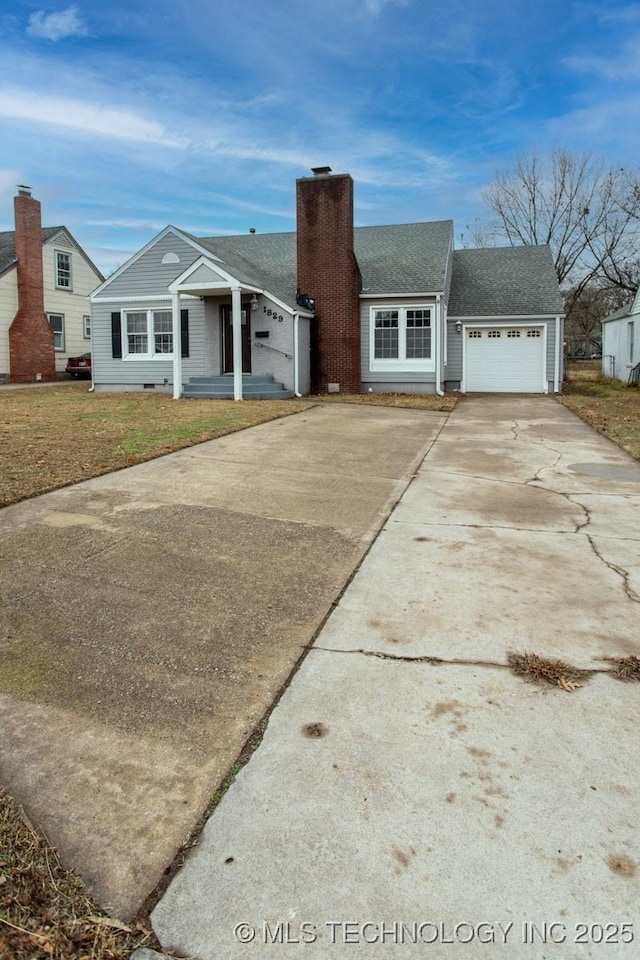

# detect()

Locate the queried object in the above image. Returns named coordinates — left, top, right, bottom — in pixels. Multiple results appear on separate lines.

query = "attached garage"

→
left=446, top=246, right=564, bottom=395
left=463, top=324, right=546, bottom=393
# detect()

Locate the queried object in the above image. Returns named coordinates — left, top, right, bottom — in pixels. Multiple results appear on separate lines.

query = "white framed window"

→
left=370, top=305, right=433, bottom=371
left=48, top=313, right=65, bottom=351
left=629, top=321, right=635, bottom=364
left=55, top=251, right=72, bottom=290
left=123, top=309, right=173, bottom=358
left=83, top=315, right=91, bottom=339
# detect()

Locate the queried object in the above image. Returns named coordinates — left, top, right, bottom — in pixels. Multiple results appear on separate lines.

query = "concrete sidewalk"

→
left=0, top=403, right=444, bottom=919
left=151, top=396, right=640, bottom=959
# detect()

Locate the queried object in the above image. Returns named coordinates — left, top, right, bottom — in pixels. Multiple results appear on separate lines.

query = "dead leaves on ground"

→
left=0, top=789, right=155, bottom=960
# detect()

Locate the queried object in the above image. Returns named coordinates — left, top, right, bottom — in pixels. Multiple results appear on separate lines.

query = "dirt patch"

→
left=607, top=853, right=636, bottom=877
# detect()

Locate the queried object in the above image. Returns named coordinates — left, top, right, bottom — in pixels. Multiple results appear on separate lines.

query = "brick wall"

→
left=8, top=189, right=56, bottom=382
left=296, top=172, right=361, bottom=393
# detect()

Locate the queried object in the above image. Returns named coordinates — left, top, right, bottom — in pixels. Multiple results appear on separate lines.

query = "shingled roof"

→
left=0, top=227, right=63, bottom=276
left=355, top=221, right=452, bottom=295
left=194, top=220, right=453, bottom=308
left=448, top=245, right=564, bottom=317
left=197, top=232, right=298, bottom=308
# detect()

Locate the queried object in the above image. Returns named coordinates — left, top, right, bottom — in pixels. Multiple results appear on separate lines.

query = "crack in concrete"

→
left=313, top=646, right=614, bottom=676
left=524, top=441, right=565, bottom=486
left=567, top=495, right=591, bottom=533
left=587, top=536, right=640, bottom=603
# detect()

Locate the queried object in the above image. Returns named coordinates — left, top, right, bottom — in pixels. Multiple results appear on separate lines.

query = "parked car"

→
left=66, top=352, right=92, bottom=379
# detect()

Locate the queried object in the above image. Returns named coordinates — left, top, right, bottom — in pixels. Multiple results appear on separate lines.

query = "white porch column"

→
left=172, top=291, right=182, bottom=399
left=232, top=284, right=243, bottom=401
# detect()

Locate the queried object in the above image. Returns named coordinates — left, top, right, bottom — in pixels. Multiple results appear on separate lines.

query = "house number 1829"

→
left=264, top=306, right=284, bottom=322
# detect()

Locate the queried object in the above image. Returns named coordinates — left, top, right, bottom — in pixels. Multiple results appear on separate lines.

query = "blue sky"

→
left=1, top=0, right=639, bottom=276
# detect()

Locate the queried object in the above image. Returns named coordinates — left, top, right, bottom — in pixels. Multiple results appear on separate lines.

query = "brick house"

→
left=90, top=169, right=564, bottom=397
left=0, top=187, right=104, bottom=383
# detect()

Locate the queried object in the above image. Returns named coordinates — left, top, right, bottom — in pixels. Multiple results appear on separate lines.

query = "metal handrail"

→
left=628, top=362, right=640, bottom=387
left=254, top=341, right=292, bottom=360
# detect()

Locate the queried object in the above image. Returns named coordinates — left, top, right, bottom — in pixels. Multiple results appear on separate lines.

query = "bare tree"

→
left=480, top=148, right=640, bottom=312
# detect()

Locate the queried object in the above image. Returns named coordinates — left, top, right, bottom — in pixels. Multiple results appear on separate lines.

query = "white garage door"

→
left=464, top=326, right=545, bottom=392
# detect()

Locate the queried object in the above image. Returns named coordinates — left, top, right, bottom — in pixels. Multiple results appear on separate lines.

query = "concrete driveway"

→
left=152, top=396, right=640, bottom=959
left=0, top=403, right=444, bottom=919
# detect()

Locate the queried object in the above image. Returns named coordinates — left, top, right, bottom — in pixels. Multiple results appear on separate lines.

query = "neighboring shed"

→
left=601, top=290, right=639, bottom=382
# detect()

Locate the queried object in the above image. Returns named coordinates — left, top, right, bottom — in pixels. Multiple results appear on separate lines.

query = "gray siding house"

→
left=90, top=169, right=564, bottom=398
left=601, top=288, right=639, bottom=383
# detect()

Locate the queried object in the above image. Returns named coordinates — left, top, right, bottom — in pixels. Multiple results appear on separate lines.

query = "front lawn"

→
left=0, top=384, right=314, bottom=508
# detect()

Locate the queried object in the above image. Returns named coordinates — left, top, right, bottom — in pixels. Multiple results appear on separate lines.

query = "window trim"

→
left=629, top=320, right=635, bottom=365
left=122, top=308, right=174, bottom=360
left=55, top=250, right=72, bottom=291
left=48, top=312, right=65, bottom=351
left=369, top=303, right=434, bottom=372
left=83, top=315, right=91, bottom=339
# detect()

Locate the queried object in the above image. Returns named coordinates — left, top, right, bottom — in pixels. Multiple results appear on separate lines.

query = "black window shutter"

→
left=111, top=311, right=122, bottom=358
left=180, top=309, right=189, bottom=358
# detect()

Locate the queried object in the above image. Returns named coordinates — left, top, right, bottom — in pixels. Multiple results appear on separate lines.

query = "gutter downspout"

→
left=231, top=285, right=243, bottom=401
left=172, top=291, right=182, bottom=399
left=435, top=294, right=445, bottom=396
left=293, top=311, right=302, bottom=397
left=553, top=315, right=561, bottom=393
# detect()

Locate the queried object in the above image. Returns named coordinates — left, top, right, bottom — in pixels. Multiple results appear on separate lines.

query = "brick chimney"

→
left=9, top=186, right=56, bottom=382
left=296, top=168, right=361, bottom=393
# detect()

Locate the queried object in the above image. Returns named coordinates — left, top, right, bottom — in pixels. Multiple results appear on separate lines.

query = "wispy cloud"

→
left=363, top=0, right=409, bottom=15
left=0, top=88, right=186, bottom=146
left=564, top=32, right=640, bottom=81
left=85, top=218, right=168, bottom=230
left=27, top=6, right=88, bottom=42
left=545, top=95, right=640, bottom=154
left=596, top=3, right=640, bottom=24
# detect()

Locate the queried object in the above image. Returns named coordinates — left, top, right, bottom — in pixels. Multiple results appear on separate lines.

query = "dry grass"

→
left=0, top=383, right=456, bottom=508
left=507, top=650, right=591, bottom=691
left=0, top=790, right=158, bottom=960
left=560, top=362, right=640, bottom=461
left=0, top=383, right=315, bottom=508
left=315, top=391, right=457, bottom=411
left=600, top=655, right=640, bottom=682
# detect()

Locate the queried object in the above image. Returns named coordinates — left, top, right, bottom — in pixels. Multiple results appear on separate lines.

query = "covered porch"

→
left=168, top=255, right=309, bottom=400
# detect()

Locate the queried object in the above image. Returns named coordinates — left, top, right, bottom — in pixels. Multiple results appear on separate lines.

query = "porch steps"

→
left=183, top=375, right=295, bottom=400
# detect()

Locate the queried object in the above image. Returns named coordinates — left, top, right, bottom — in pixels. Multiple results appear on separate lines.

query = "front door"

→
left=222, top=305, right=251, bottom=373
